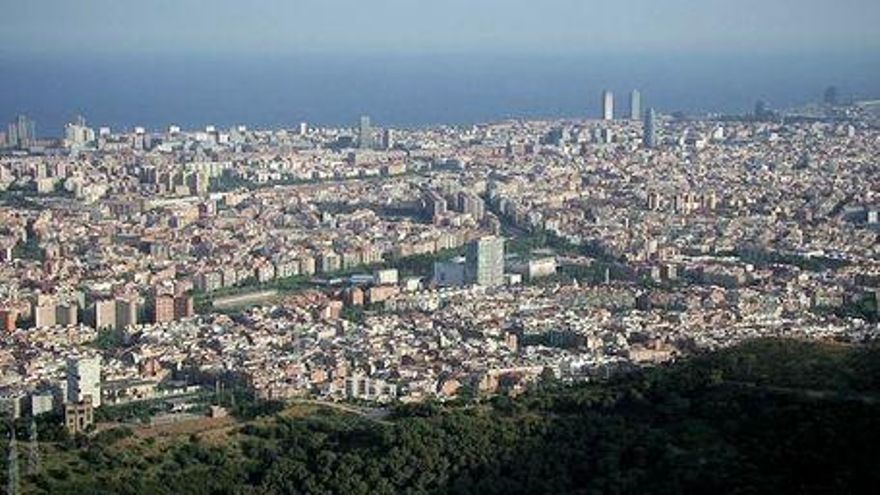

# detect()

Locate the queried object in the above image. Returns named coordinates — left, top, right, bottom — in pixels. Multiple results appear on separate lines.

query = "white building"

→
left=64, top=116, right=96, bottom=149
left=374, top=268, right=399, bottom=286
left=67, top=356, right=102, bottom=407
left=602, top=90, right=614, bottom=120
left=528, top=257, right=558, bottom=280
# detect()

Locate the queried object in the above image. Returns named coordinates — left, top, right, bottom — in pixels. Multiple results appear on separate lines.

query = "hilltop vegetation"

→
left=18, top=338, right=880, bottom=494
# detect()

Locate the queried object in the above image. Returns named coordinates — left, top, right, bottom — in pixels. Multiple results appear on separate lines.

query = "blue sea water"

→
left=0, top=52, right=878, bottom=135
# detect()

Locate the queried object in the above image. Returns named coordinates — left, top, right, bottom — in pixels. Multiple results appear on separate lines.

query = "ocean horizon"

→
left=1, top=51, right=878, bottom=135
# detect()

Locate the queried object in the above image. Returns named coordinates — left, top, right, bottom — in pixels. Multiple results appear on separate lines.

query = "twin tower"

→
left=601, top=89, right=643, bottom=121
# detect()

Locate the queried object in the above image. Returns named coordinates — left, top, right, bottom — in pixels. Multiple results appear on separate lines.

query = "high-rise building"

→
left=629, top=90, right=642, bottom=120
left=33, top=304, right=56, bottom=328
left=602, top=91, right=614, bottom=120
left=7, top=115, right=36, bottom=149
left=67, top=356, right=101, bottom=407
left=115, top=298, right=138, bottom=329
left=423, top=191, right=447, bottom=220
left=643, top=108, right=658, bottom=148
left=358, top=115, right=373, bottom=150
left=457, top=192, right=485, bottom=221
left=94, top=300, right=116, bottom=330
left=187, top=171, right=209, bottom=196
left=153, top=295, right=175, bottom=323
left=465, top=236, right=505, bottom=287
left=319, top=251, right=341, bottom=274
left=55, top=303, right=78, bottom=327
left=173, top=295, right=194, bottom=320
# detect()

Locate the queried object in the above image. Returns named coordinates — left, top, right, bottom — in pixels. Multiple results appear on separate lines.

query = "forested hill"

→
left=27, top=338, right=880, bottom=494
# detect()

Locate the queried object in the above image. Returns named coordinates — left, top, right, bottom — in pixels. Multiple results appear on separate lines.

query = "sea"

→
left=1, top=52, right=878, bottom=135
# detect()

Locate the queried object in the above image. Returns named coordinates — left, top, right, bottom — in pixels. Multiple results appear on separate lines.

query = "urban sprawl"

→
left=1, top=88, right=878, bottom=433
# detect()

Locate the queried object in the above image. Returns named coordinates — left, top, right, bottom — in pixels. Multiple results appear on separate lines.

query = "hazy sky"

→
left=2, top=0, right=878, bottom=55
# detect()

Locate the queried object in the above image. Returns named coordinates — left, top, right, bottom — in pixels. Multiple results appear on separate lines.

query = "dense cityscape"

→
left=0, top=87, right=877, bottom=443
left=2, top=0, right=879, bottom=491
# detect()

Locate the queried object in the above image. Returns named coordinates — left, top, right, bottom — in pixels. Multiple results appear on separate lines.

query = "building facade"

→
left=465, top=236, right=505, bottom=287
left=629, top=90, right=642, bottom=120
left=67, top=356, right=101, bottom=408
left=602, top=91, right=614, bottom=120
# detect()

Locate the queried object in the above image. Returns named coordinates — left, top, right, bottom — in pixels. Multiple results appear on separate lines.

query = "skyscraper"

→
left=115, top=297, right=138, bottom=329
left=629, top=90, right=641, bottom=120
left=602, top=90, right=614, bottom=120
left=358, top=115, right=373, bottom=150
left=643, top=108, right=657, bottom=148
left=7, top=115, right=36, bottom=149
left=465, top=236, right=505, bottom=287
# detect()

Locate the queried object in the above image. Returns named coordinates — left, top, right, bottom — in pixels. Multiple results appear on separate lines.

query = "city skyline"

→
left=1, top=80, right=864, bottom=141
left=2, top=1, right=879, bottom=134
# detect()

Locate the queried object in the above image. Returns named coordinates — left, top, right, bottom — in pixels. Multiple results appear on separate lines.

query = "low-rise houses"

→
left=0, top=110, right=877, bottom=414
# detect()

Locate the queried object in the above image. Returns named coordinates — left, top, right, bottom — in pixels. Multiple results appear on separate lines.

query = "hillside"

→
left=18, top=338, right=880, bottom=494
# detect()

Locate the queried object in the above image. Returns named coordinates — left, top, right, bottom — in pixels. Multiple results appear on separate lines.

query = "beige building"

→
left=94, top=299, right=116, bottom=330
left=64, top=397, right=94, bottom=434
